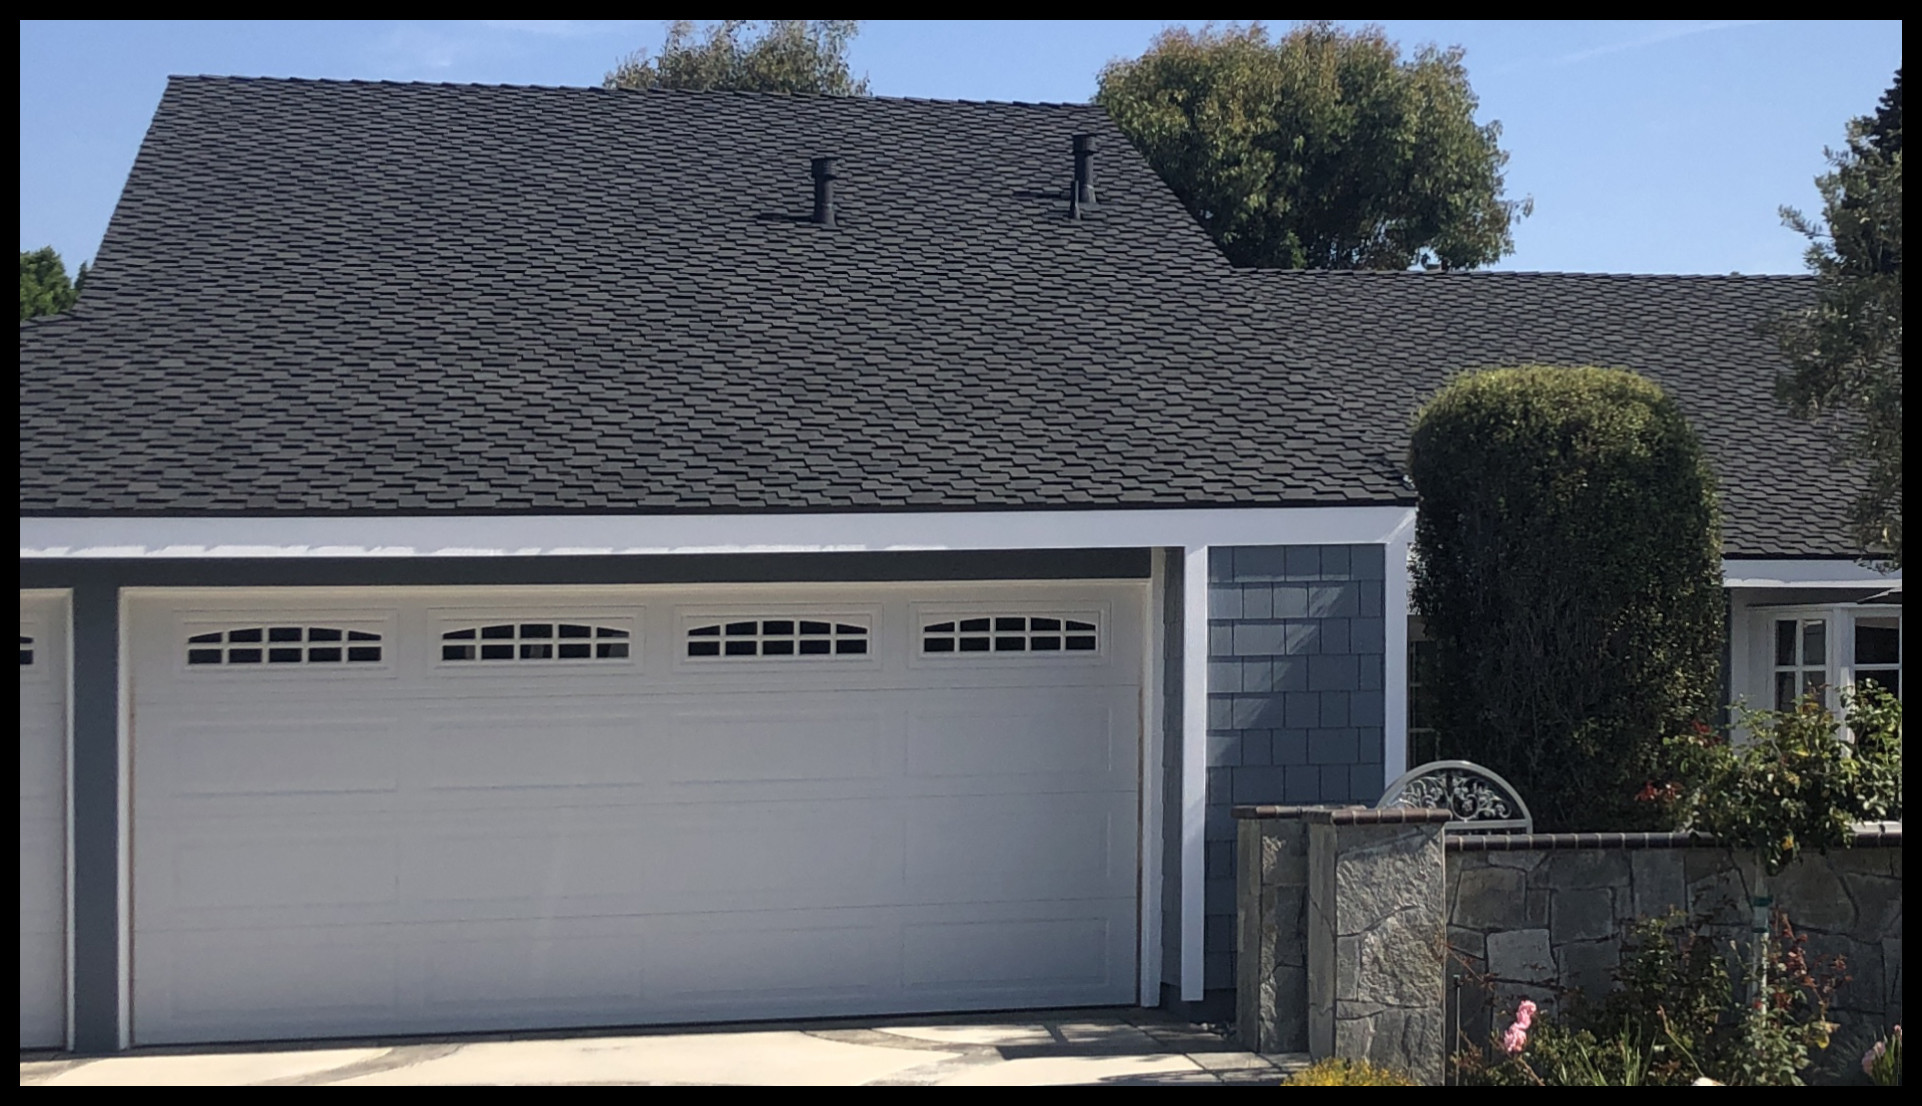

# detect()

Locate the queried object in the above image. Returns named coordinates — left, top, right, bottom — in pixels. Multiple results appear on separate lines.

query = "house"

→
left=18, top=77, right=1900, bottom=1052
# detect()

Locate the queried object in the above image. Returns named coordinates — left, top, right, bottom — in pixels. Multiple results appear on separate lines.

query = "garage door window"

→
left=922, top=615, right=1097, bottom=654
left=441, top=622, right=631, bottom=662
left=19, top=635, right=32, bottom=667
left=686, top=618, right=869, bottom=658
left=187, top=626, right=383, bottom=665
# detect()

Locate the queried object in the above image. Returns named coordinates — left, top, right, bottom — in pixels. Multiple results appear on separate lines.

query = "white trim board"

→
left=1723, top=559, right=1901, bottom=588
left=20, top=507, right=1419, bottom=559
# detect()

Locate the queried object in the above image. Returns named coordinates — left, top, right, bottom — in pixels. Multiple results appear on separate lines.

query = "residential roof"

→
left=19, top=77, right=1855, bottom=557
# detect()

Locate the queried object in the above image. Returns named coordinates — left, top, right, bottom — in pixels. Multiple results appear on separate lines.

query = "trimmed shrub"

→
left=1408, top=366, right=1724, bottom=831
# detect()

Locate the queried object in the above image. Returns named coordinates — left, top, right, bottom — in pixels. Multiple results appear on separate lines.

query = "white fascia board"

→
left=1722, top=559, right=1901, bottom=588
left=20, top=506, right=1418, bottom=559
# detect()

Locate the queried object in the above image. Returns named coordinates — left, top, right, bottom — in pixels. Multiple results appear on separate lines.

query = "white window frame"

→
left=1748, top=603, right=1902, bottom=716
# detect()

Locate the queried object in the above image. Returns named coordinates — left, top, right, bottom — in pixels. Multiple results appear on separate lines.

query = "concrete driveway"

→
left=20, top=1010, right=1307, bottom=1086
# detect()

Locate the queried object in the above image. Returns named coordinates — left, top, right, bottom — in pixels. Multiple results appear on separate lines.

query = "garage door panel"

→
left=419, top=715, right=657, bottom=790
left=165, top=718, right=403, bottom=796
left=664, top=704, right=890, bottom=785
left=903, top=916, right=1114, bottom=989
left=156, top=834, right=400, bottom=913
left=139, top=929, right=401, bottom=1041
left=131, top=585, right=1144, bottom=1044
left=905, top=794, right=1134, bottom=901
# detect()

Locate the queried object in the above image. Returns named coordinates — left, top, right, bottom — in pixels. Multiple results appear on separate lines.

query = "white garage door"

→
left=20, top=592, right=67, bottom=1049
left=128, top=583, right=1144, bottom=1045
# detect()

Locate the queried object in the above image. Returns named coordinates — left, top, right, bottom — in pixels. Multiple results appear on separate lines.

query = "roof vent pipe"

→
left=811, top=157, right=838, bottom=227
left=1070, top=134, right=1097, bottom=218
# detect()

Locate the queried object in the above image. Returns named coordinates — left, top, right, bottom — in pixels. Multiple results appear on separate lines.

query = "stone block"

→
left=1451, top=864, right=1528, bottom=929
left=1448, top=926, right=1487, bottom=968
left=1486, top=929, right=1555, bottom=984
left=1547, top=849, right=1631, bottom=890
left=1552, top=887, right=1617, bottom=943
left=1629, top=849, right=1688, bottom=920
left=1771, top=853, right=1857, bottom=931
left=1486, top=849, right=1548, bottom=872
left=1557, top=938, right=1620, bottom=1003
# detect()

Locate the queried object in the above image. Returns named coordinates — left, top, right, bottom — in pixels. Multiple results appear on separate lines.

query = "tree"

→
left=1408, top=367, right=1725, bottom=832
left=20, top=247, right=85, bottom=321
left=1770, top=68, right=1902, bottom=566
left=1095, top=22, right=1527, bottom=271
left=604, top=20, right=870, bottom=96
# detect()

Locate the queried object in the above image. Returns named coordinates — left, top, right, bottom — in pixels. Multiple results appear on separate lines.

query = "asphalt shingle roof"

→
left=19, top=77, right=1857, bottom=557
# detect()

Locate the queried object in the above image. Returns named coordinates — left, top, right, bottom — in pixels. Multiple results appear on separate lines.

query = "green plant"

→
left=1862, top=1025, right=1902, bottom=1086
left=1281, top=1057, right=1417, bottom=1085
left=1408, top=366, right=1724, bottom=831
left=1455, top=910, right=1848, bottom=1086
left=1656, top=683, right=1904, bottom=873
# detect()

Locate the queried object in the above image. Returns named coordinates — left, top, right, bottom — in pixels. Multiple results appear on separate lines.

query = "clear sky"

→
left=18, top=19, right=1903, bottom=276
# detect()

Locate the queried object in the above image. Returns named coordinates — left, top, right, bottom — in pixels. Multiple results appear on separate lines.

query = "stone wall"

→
left=1239, top=806, right=1448, bottom=1083
left=1446, top=832, right=1903, bottom=1084
left=1207, top=545, right=1387, bottom=992
left=1238, top=816, right=1903, bottom=1085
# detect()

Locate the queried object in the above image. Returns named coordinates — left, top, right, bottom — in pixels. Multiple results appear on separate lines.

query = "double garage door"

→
left=124, top=583, right=1144, bottom=1045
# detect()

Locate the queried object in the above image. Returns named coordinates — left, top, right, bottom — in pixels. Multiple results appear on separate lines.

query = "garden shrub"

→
left=1408, top=366, right=1723, bottom=831
left=1656, top=684, right=1903, bottom=873
left=1455, top=909, right=1848, bottom=1086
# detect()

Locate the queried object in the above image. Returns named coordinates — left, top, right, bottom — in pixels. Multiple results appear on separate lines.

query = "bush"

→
left=1408, top=366, right=1723, bottom=831
left=1455, top=909, right=1847, bottom=1086
left=1281, top=1057, right=1417, bottom=1085
left=1656, top=684, right=1903, bottom=873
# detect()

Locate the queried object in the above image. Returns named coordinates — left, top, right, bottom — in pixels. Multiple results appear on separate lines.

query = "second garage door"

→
left=128, top=582, right=1144, bottom=1045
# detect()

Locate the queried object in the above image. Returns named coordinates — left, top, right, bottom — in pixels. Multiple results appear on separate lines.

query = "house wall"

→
left=1204, top=544, right=1387, bottom=993
left=20, top=549, right=1152, bottom=1050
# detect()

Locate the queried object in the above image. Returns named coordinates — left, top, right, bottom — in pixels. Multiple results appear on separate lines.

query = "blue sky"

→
left=18, top=20, right=1903, bottom=275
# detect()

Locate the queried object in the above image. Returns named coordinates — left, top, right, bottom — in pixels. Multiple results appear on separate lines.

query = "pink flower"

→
left=1502, top=1000, right=1538, bottom=1055
left=1862, top=1040, right=1885, bottom=1075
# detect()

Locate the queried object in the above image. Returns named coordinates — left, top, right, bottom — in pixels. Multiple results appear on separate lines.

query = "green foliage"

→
left=1769, top=67, right=1903, bottom=566
left=1655, top=685, right=1903, bottom=874
left=1407, top=367, right=1724, bottom=831
left=1094, top=21, right=1526, bottom=270
left=1458, top=910, right=1847, bottom=1086
left=604, top=20, right=869, bottom=96
left=1862, top=1025, right=1902, bottom=1086
left=20, top=246, right=84, bottom=321
left=1279, top=1057, right=1416, bottom=1085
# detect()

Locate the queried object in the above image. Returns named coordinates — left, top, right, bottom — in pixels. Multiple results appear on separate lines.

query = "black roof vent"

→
left=812, top=157, right=839, bottom=228
left=1069, top=134, right=1097, bottom=219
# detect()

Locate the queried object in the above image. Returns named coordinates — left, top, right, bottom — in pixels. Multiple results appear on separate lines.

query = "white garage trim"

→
left=21, top=505, right=1420, bottom=559
left=1722, top=559, right=1902, bottom=588
left=124, top=581, right=1149, bottom=1043
left=19, top=588, right=72, bottom=1050
left=1138, top=548, right=1166, bottom=1007
left=1180, top=547, right=1209, bottom=1002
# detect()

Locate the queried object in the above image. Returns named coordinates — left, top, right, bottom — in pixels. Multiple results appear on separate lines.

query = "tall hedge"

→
left=1408, top=367, right=1724, bottom=831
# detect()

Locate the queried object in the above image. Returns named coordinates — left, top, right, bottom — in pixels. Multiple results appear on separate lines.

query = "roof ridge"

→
left=162, top=74, right=1100, bottom=111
